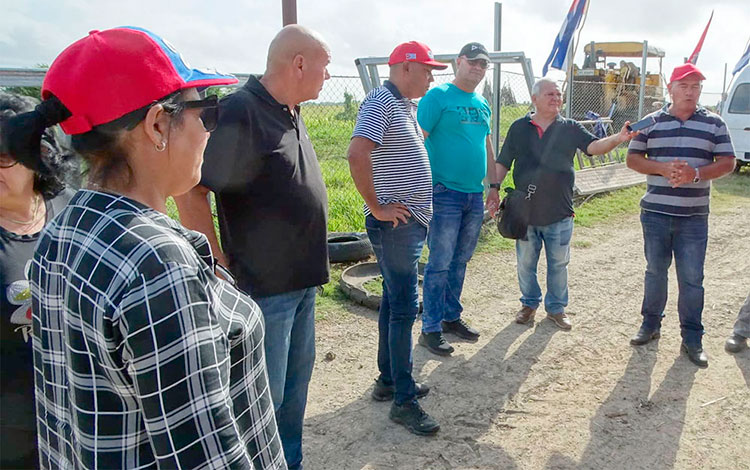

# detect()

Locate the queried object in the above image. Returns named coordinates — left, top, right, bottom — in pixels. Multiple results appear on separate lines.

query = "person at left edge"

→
left=176, top=25, right=331, bottom=470
left=5, top=27, right=287, bottom=469
left=0, top=91, right=77, bottom=470
left=416, top=42, right=500, bottom=357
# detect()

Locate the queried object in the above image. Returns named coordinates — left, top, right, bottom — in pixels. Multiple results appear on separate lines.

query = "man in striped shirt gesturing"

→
left=347, top=41, right=447, bottom=436
left=627, top=63, right=736, bottom=367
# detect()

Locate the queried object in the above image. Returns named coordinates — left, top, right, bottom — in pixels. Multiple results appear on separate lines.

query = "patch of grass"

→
left=362, top=278, right=383, bottom=296
left=573, top=184, right=644, bottom=227
left=320, top=158, right=365, bottom=232
left=314, top=263, right=358, bottom=321
left=712, top=172, right=750, bottom=211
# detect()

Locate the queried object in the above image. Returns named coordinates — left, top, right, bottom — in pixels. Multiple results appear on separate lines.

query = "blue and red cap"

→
left=42, top=27, right=238, bottom=135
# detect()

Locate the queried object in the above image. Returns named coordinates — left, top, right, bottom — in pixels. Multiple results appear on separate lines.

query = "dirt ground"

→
left=304, top=194, right=750, bottom=470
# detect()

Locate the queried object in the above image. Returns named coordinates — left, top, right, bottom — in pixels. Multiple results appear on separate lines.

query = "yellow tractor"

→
left=570, top=41, right=665, bottom=129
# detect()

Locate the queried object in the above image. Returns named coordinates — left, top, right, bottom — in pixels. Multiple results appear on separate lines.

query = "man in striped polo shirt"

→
left=348, top=41, right=447, bottom=436
left=627, top=63, right=736, bottom=367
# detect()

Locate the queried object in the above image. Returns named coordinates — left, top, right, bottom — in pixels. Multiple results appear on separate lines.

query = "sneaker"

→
left=418, top=332, right=454, bottom=356
left=389, top=400, right=440, bottom=436
left=442, top=318, right=480, bottom=341
left=371, top=377, right=430, bottom=402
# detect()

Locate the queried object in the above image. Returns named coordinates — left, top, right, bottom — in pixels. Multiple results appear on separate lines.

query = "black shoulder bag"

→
left=495, top=180, right=537, bottom=240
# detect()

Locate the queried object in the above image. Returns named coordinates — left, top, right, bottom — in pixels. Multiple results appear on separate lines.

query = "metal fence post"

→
left=492, top=2, right=502, bottom=159
left=638, top=40, right=648, bottom=119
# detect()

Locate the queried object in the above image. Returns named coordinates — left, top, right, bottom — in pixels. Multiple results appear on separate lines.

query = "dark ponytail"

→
left=2, top=95, right=71, bottom=174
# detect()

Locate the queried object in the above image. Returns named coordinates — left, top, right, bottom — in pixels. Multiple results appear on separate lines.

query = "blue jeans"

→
left=422, top=185, right=485, bottom=333
left=733, top=293, right=750, bottom=338
left=254, top=287, right=316, bottom=470
left=366, top=215, right=427, bottom=405
left=639, top=210, right=708, bottom=346
left=516, top=216, right=574, bottom=314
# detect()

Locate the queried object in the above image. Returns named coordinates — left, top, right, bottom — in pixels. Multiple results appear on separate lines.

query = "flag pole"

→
left=565, top=37, right=574, bottom=118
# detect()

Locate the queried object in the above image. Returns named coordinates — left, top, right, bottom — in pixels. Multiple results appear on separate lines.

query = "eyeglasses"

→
left=163, top=95, right=219, bottom=132
left=466, top=58, right=490, bottom=70
left=0, top=153, right=19, bottom=169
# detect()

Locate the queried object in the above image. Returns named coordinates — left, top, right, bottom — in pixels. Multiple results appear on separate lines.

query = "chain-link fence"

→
left=303, top=68, right=533, bottom=232
left=2, top=69, right=727, bottom=232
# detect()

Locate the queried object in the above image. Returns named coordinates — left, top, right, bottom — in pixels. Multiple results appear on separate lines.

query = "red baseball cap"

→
left=669, top=63, right=706, bottom=84
left=42, top=27, right=238, bottom=135
left=388, top=41, right=448, bottom=69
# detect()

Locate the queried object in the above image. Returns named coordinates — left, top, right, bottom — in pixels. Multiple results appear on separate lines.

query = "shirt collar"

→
left=383, top=80, right=405, bottom=100
left=658, top=103, right=708, bottom=119
left=244, top=75, right=298, bottom=112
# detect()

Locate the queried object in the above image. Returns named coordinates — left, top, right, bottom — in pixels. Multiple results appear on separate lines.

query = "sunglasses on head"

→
left=163, top=94, right=219, bottom=132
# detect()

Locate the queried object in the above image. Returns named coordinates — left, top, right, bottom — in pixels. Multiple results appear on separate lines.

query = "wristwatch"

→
left=692, top=167, right=701, bottom=184
left=489, top=183, right=501, bottom=189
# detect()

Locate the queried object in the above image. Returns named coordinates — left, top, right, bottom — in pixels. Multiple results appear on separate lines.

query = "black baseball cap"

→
left=459, top=42, right=490, bottom=61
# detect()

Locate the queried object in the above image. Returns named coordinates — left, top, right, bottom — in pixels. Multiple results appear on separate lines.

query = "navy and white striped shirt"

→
left=352, top=81, right=433, bottom=227
left=628, top=105, right=735, bottom=216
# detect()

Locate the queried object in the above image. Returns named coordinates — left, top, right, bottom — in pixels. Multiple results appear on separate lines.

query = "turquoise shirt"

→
left=417, top=83, right=492, bottom=193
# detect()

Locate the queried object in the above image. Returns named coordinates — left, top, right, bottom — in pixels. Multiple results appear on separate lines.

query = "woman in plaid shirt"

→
left=3, top=27, right=287, bottom=469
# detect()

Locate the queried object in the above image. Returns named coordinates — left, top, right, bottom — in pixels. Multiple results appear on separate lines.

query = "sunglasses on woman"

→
left=163, top=94, right=219, bottom=132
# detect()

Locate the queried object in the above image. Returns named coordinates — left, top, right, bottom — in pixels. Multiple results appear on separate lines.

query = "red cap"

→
left=42, top=27, right=238, bottom=135
left=388, top=41, right=448, bottom=69
left=669, top=63, right=706, bottom=84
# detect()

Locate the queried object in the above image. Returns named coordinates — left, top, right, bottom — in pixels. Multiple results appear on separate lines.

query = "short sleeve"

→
left=416, top=89, right=441, bottom=134
left=352, top=95, right=390, bottom=146
left=200, top=95, right=263, bottom=193
left=713, top=118, right=736, bottom=157
left=628, top=129, right=649, bottom=154
left=573, top=120, right=598, bottom=155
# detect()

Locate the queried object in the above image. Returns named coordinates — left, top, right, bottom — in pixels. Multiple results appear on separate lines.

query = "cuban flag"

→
left=732, top=39, right=750, bottom=76
left=542, top=0, right=589, bottom=76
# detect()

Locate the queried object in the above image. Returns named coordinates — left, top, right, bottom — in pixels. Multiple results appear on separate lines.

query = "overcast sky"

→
left=2, top=0, right=748, bottom=95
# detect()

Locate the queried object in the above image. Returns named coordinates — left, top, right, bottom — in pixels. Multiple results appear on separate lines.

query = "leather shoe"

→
left=725, top=334, right=748, bottom=354
left=630, top=326, right=661, bottom=346
left=442, top=319, right=480, bottom=341
left=681, top=343, right=708, bottom=368
left=418, top=332, right=454, bottom=356
left=547, top=313, right=572, bottom=330
left=515, top=306, right=537, bottom=324
left=372, top=377, right=430, bottom=401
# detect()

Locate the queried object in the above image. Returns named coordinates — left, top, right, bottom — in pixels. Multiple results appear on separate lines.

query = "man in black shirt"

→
left=176, top=25, right=331, bottom=470
left=496, top=78, right=635, bottom=330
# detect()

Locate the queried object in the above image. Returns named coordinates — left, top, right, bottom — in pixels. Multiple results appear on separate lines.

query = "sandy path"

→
left=304, top=193, right=750, bottom=470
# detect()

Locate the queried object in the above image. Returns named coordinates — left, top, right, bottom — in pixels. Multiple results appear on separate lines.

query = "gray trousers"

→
left=734, top=292, right=750, bottom=338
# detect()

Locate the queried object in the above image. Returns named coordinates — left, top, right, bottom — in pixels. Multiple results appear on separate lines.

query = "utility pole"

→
left=282, top=0, right=297, bottom=25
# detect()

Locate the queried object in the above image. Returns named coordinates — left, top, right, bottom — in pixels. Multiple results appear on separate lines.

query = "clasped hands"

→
left=663, top=160, right=698, bottom=188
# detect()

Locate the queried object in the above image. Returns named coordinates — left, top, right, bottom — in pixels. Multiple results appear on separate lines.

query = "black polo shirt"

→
left=200, top=75, right=329, bottom=297
left=497, top=114, right=597, bottom=227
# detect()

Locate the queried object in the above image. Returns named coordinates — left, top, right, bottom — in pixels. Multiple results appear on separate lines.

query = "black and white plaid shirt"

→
left=30, top=190, right=287, bottom=470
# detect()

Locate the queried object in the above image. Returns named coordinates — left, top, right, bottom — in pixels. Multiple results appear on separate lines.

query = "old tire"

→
left=328, top=232, right=373, bottom=263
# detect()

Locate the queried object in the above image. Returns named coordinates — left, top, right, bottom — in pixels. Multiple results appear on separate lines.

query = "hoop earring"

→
left=155, top=141, right=167, bottom=152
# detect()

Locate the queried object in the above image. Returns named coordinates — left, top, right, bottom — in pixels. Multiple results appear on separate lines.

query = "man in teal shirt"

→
left=417, top=42, right=501, bottom=356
